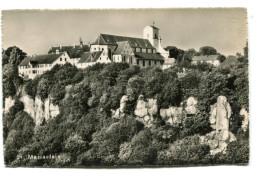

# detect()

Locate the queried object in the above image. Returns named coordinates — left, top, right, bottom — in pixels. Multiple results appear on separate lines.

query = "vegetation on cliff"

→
left=2, top=45, right=249, bottom=167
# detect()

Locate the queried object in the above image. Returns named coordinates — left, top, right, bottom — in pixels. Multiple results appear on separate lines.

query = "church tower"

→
left=143, top=23, right=159, bottom=51
left=143, top=23, right=169, bottom=58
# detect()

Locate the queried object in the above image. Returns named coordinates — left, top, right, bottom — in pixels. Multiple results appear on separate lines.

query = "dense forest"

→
left=2, top=45, right=249, bottom=167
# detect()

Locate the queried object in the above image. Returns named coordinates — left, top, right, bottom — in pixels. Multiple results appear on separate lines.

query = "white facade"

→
left=76, top=50, right=111, bottom=69
left=192, top=60, right=220, bottom=67
left=19, top=52, right=71, bottom=79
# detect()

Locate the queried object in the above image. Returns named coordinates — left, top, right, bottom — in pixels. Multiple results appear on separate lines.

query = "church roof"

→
left=77, top=51, right=103, bottom=63
left=192, top=55, right=220, bottom=62
left=135, top=53, right=164, bottom=61
left=91, top=34, right=155, bottom=49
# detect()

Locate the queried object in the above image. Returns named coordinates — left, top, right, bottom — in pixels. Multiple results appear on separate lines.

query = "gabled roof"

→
left=77, top=51, right=103, bottom=63
left=192, top=55, right=220, bottom=62
left=221, top=55, right=239, bottom=67
left=91, top=34, right=155, bottom=49
left=19, top=53, right=65, bottom=66
left=48, top=45, right=90, bottom=58
left=113, top=41, right=134, bottom=55
left=135, top=53, right=164, bottom=61
left=19, top=56, right=32, bottom=66
left=31, top=53, right=64, bottom=64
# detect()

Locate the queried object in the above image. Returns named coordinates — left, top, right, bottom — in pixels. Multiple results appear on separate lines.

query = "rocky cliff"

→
left=4, top=93, right=59, bottom=126
left=200, top=96, right=237, bottom=155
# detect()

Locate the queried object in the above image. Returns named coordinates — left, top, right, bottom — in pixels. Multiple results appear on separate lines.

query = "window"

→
left=60, top=58, right=62, bottom=61
left=137, top=60, right=139, bottom=65
left=100, top=57, right=101, bottom=60
left=142, top=48, right=146, bottom=53
left=94, top=48, right=96, bottom=50
left=149, top=60, right=151, bottom=66
left=143, top=60, right=145, bottom=67
left=98, top=47, right=100, bottom=51
left=155, top=61, right=157, bottom=65
left=129, top=57, right=132, bottom=64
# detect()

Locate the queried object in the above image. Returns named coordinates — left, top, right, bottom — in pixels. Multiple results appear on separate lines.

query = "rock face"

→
left=201, top=96, right=236, bottom=155
left=134, top=95, right=158, bottom=127
left=160, top=107, right=183, bottom=125
left=112, top=95, right=129, bottom=119
left=4, top=97, right=15, bottom=113
left=185, top=96, right=198, bottom=115
left=240, top=108, right=249, bottom=132
left=20, top=95, right=35, bottom=118
left=5, top=94, right=59, bottom=126
left=34, top=96, right=59, bottom=126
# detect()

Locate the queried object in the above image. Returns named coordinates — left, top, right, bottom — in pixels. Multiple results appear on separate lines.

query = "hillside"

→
left=2, top=47, right=249, bottom=167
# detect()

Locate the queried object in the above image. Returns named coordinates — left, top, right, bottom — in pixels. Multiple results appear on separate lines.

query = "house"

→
left=18, top=52, right=71, bottom=79
left=48, top=39, right=90, bottom=65
left=162, top=58, right=176, bottom=70
left=192, top=55, right=221, bottom=66
left=76, top=50, right=111, bottom=69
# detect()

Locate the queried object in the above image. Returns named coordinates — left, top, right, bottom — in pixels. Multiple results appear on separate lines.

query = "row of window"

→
left=137, top=59, right=161, bottom=67
left=21, top=70, right=46, bottom=74
left=93, top=47, right=105, bottom=51
left=60, top=58, right=67, bottom=61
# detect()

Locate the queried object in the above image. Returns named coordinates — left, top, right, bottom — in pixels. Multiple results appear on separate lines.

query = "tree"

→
left=198, top=46, right=217, bottom=56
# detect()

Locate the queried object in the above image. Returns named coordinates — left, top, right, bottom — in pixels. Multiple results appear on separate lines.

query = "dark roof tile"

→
left=77, top=51, right=103, bottom=63
left=135, top=53, right=164, bottom=61
left=91, top=34, right=155, bottom=49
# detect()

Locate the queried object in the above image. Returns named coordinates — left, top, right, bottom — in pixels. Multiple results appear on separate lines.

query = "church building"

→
left=81, top=24, right=169, bottom=68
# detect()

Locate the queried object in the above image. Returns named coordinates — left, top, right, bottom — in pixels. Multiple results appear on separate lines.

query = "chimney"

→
left=56, top=49, right=60, bottom=54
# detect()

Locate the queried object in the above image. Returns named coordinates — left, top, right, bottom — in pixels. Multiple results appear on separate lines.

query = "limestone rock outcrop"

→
left=112, top=95, right=129, bottom=119
left=160, top=107, right=183, bottom=125
left=185, top=96, right=198, bottom=115
left=4, top=97, right=15, bottom=113
left=20, top=95, right=35, bottom=118
left=240, top=108, right=249, bottom=132
left=5, top=94, right=59, bottom=126
left=134, top=95, right=158, bottom=127
left=201, top=96, right=236, bottom=155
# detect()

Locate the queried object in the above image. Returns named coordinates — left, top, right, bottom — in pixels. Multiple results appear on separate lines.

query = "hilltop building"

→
left=18, top=52, right=71, bottom=79
left=192, top=55, right=221, bottom=67
left=48, top=38, right=90, bottom=65
left=19, top=24, right=170, bottom=79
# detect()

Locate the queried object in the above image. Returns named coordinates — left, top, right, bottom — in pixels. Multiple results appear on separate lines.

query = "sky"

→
left=2, top=8, right=247, bottom=56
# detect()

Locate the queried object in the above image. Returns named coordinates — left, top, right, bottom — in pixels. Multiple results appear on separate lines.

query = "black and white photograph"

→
left=1, top=6, right=252, bottom=169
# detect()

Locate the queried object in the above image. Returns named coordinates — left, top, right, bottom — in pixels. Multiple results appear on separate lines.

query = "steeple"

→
left=79, top=37, right=83, bottom=46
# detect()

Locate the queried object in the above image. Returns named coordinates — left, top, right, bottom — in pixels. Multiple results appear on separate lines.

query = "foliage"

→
left=3, top=43, right=249, bottom=166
